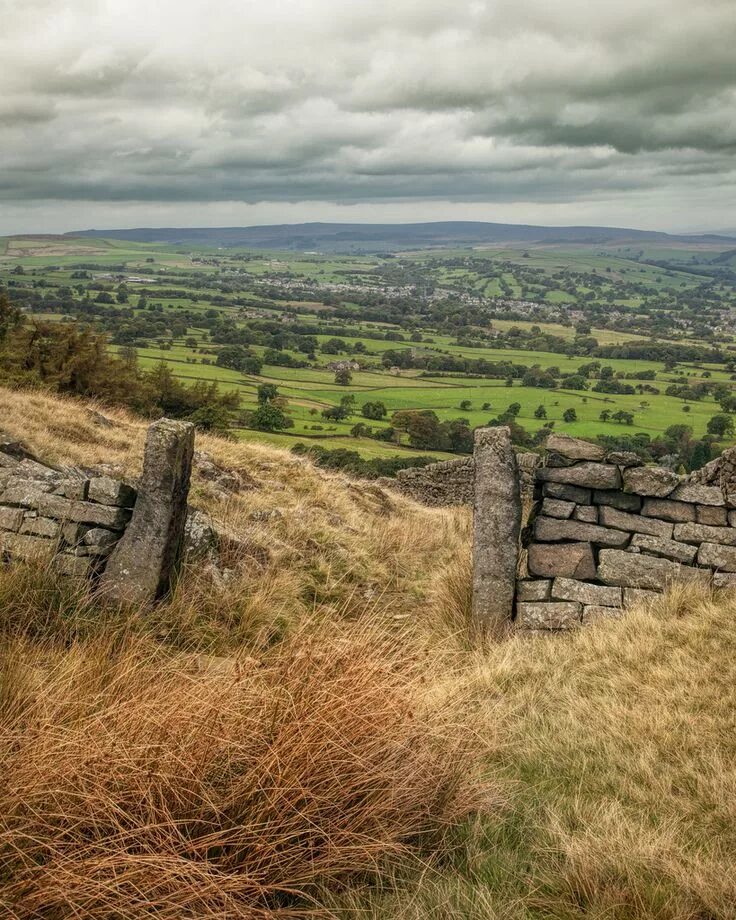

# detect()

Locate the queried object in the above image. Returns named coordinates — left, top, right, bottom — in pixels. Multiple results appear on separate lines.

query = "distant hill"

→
left=65, top=221, right=735, bottom=252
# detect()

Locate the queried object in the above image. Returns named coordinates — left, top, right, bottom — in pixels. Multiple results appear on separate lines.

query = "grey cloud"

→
left=0, top=0, right=735, bottom=231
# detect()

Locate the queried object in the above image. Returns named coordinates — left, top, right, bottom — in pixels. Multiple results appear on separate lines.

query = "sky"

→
left=1, top=0, right=735, bottom=235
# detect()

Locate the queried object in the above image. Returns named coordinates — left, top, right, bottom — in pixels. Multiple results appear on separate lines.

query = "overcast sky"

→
left=1, top=0, right=735, bottom=234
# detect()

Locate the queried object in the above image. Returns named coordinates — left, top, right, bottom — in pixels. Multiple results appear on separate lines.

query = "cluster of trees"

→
left=0, top=295, right=238, bottom=431
left=290, top=443, right=436, bottom=480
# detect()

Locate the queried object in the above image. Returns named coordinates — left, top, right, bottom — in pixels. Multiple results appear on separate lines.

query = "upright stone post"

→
left=472, top=426, right=521, bottom=638
left=100, top=418, right=195, bottom=606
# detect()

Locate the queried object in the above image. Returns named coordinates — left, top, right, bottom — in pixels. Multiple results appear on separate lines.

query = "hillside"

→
left=65, top=221, right=736, bottom=251
left=0, top=388, right=735, bottom=919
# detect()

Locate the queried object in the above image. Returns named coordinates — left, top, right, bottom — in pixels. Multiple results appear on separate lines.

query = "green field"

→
left=3, top=234, right=736, bottom=464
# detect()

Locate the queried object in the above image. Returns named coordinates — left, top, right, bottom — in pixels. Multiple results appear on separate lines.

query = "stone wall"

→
left=516, top=432, right=736, bottom=631
left=0, top=439, right=136, bottom=578
left=0, top=418, right=195, bottom=603
left=387, top=451, right=539, bottom=507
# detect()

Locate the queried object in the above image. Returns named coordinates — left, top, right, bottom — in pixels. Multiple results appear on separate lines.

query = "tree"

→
left=0, top=294, right=22, bottom=342
left=707, top=414, right=734, bottom=438
left=611, top=410, right=634, bottom=425
left=361, top=401, right=387, bottom=420
left=257, top=383, right=279, bottom=405
left=563, top=408, right=577, bottom=423
left=322, top=405, right=350, bottom=421
left=250, top=403, right=291, bottom=431
left=599, top=409, right=611, bottom=422
left=334, top=366, right=352, bottom=386
left=534, top=405, right=547, bottom=419
left=459, top=399, right=472, bottom=411
left=339, top=394, right=355, bottom=414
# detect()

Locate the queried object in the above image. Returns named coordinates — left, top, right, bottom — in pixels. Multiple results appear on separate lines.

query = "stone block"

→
left=573, top=505, right=598, bottom=523
left=100, top=419, right=195, bottom=606
left=698, top=542, right=736, bottom=572
left=541, top=497, right=575, bottom=519
left=670, top=482, right=724, bottom=506
left=0, top=506, right=24, bottom=532
left=545, top=434, right=605, bottom=461
left=55, top=478, right=89, bottom=501
left=641, top=498, right=696, bottom=523
left=516, top=601, right=582, bottom=629
left=534, top=516, right=630, bottom=547
left=542, top=482, right=592, bottom=504
left=471, top=427, right=522, bottom=637
left=623, top=587, right=661, bottom=607
left=15, top=459, right=59, bottom=480
left=537, top=462, right=621, bottom=490
left=517, top=579, right=551, bottom=601
left=53, top=554, right=93, bottom=577
left=88, top=476, right=137, bottom=508
left=696, top=505, right=727, bottom=526
left=713, top=572, right=736, bottom=589
left=20, top=516, right=61, bottom=539
left=673, top=522, right=736, bottom=547
left=37, top=494, right=131, bottom=530
left=82, top=527, right=118, bottom=548
left=592, top=489, right=642, bottom=512
left=583, top=605, right=625, bottom=624
left=604, top=451, right=643, bottom=468
left=630, top=533, right=698, bottom=565
left=597, top=549, right=705, bottom=591
left=0, top=479, right=55, bottom=507
left=598, top=505, right=673, bottom=539
left=0, top=531, right=56, bottom=561
left=622, top=466, right=679, bottom=497
left=61, top=522, right=88, bottom=545
left=728, top=511, right=736, bottom=527
left=527, top=542, right=596, bottom=580
left=551, top=577, right=622, bottom=607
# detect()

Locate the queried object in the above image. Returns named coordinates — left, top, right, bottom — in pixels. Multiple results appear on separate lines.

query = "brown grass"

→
left=0, top=622, right=480, bottom=919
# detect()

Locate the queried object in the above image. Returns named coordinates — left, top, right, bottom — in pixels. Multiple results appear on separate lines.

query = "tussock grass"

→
left=0, top=623, right=481, bottom=919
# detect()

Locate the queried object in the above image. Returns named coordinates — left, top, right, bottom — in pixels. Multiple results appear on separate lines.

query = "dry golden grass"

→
left=0, top=620, right=481, bottom=919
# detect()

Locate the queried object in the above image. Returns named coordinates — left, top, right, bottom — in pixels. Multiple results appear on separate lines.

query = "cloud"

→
left=0, top=0, right=735, bottom=232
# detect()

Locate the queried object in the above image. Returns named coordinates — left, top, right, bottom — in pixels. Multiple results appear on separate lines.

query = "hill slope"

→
left=66, top=221, right=735, bottom=251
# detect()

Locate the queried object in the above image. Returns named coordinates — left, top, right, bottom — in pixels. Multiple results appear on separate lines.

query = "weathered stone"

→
left=623, top=587, right=661, bottom=607
left=534, top=516, right=630, bottom=547
left=538, top=462, right=621, bottom=490
left=0, top=507, right=24, bottom=532
left=641, top=498, right=696, bottom=523
left=183, top=508, right=218, bottom=560
left=0, top=479, right=55, bottom=507
left=622, top=466, right=679, bottom=497
left=670, top=482, right=724, bottom=506
left=540, top=497, right=575, bottom=519
left=516, top=601, right=582, bottom=629
left=573, top=505, right=598, bottom=523
left=592, top=489, right=642, bottom=512
left=583, top=605, right=625, bottom=624
left=82, top=527, right=118, bottom=548
left=597, top=549, right=705, bottom=591
left=696, top=505, right=728, bottom=526
left=527, top=542, right=596, bottom=580
left=698, top=542, right=736, bottom=572
left=53, top=554, right=93, bottom=577
left=729, top=510, right=736, bottom=527
left=100, top=418, right=195, bottom=606
left=37, top=494, right=131, bottom=530
left=551, top=577, right=622, bottom=607
left=471, top=427, right=522, bottom=637
left=673, top=522, right=736, bottom=547
left=61, top=522, right=88, bottom=545
left=55, top=478, right=89, bottom=501
left=604, top=451, right=644, bottom=468
left=545, top=434, right=605, bottom=461
left=542, top=482, right=592, bottom=504
left=0, top=531, right=56, bottom=561
left=598, top=506, right=674, bottom=539
left=517, top=579, right=551, bottom=601
left=20, top=516, right=61, bottom=539
left=88, top=476, right=137, bottom=508
left=713, top=572, right=736, bottom=589
left=630, top=533, right=698, bottom=565
left=14, top=458, right=60, bottom=480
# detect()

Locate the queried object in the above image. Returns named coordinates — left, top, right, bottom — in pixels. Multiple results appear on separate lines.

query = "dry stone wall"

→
left=517, top=432, right=736, bottom=631
left=0, top=439, right=136, bottom=578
